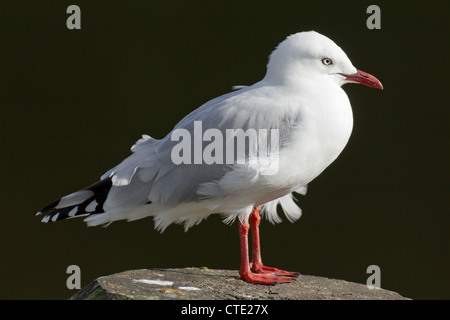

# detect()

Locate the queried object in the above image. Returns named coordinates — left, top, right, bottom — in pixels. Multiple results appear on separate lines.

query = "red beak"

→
left=340, top=69, right=383, bottom=90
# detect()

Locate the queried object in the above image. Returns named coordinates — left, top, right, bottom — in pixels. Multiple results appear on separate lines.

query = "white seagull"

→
left=37, top=31, right=382, bottom=285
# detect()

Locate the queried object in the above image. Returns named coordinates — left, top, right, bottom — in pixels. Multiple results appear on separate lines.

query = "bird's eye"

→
left=322, top=58, right=333, bottom=66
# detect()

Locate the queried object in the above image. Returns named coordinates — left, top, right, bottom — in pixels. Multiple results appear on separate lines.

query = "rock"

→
left=70, top=267, right=409, bottom=300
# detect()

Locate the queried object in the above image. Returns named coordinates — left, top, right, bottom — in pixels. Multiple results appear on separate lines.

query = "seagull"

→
left=37, top=31, right=382, bottom=285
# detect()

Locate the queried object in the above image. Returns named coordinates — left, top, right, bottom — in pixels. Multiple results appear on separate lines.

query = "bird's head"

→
left=265, top=31, right=383, bottom=89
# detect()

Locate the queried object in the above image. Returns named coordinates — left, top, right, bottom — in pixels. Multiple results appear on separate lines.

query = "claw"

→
left=240, top=270, right=296, bottom=285
left=252, top=264, right=300, bottom=278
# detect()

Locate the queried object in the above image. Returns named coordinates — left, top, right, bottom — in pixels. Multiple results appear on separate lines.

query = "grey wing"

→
left=101, top=85, right=302, bottom=212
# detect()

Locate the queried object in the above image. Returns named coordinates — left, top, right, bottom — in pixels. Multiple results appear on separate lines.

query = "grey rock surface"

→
left=70, top=267, right=409, bottom=300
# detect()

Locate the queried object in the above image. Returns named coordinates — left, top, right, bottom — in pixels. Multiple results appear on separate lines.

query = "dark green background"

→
left=0, top=1, right=448, bottom=299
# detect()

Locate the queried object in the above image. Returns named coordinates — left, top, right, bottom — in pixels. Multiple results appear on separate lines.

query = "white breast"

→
left=281, top=84, right=353, bottom=189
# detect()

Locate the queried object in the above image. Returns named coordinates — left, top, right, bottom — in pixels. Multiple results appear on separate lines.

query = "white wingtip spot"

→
left=41, top=215, right=51, bottom=223
left=51, top=212, right=60, bottom=222
left=68, top=206, right=78, bottom=217
left=85, top=200, right=98, bottom=213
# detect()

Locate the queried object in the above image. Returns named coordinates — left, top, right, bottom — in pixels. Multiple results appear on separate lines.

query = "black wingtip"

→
left=38, top=178, right=112, bottom=223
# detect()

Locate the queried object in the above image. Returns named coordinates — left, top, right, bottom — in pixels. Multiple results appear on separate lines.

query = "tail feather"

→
left=37, top=178, right=113, bottom=223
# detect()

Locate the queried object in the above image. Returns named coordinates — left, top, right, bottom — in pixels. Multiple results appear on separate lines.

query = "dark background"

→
left=0, top=1, right=448, bottom=299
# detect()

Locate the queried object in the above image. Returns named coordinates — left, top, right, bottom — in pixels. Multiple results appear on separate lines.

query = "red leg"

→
left=239, top=207, right=297, bottom=285
left=250, top=207, right=300, bottom=278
